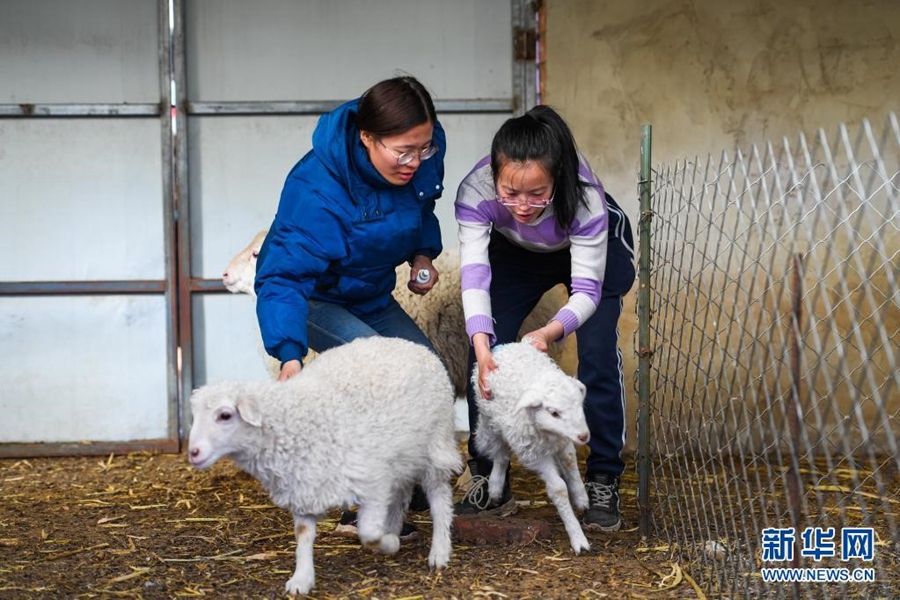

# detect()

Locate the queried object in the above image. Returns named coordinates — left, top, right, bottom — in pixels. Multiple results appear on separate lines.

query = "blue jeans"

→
left=306, top=296, right=437, bottom=357
left=467, top=197, right=635, bottom=478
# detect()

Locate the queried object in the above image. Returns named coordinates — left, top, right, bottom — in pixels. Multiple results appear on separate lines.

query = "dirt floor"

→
left=0, top=449, right=707, bottom=599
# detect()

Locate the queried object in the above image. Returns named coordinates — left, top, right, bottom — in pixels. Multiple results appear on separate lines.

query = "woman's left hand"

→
left=407, top=255, right=438, bottom=295
left=522, top=321, right=564, bottom=353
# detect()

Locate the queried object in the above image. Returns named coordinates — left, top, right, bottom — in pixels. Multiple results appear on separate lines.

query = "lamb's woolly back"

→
left=481, top=343, right=569, bottom=406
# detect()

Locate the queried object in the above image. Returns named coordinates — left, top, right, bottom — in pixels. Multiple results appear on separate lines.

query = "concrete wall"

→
left=545, top=0, right=900, bottom=452
left=546, top=0, right=899, bottom=212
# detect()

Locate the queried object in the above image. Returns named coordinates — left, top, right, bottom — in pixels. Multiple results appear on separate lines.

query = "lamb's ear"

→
left=235, top=396, right=262, bottom=427
left=574, top=379, right=587, bottom=397
left=516, top=388, right=544, bottom=412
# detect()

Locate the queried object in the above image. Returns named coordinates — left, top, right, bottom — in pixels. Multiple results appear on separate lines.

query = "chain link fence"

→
left=637, top=114, right=899, bottom=598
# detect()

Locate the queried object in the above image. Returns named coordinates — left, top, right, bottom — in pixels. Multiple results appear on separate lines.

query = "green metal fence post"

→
left=638, top=125, right=653, bottom=539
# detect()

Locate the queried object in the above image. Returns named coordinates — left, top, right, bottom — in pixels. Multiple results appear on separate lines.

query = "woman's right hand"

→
left=473, top=333, right=497, bottom=399
left=278, top=359, right=302, bottom=381
left=407, top=254, right=438, bottom=296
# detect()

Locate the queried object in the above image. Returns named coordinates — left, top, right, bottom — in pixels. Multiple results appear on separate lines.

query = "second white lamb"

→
left=473, top=340, right=593, bottom=554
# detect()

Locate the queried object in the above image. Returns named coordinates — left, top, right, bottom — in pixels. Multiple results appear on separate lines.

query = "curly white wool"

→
left=187, top=337, right=462, bottom=595
left=222, top=230, right=577, bottom=394
left=474, top=341, right=593, bottom=554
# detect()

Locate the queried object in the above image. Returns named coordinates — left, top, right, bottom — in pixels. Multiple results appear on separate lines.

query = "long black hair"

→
left=356, top=76, right=436, bottom=137
left=490, top=105, right=589, bottom=230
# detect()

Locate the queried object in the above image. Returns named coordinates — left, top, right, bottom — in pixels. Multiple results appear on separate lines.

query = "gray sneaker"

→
left=582, top=473, right=622, bottom=532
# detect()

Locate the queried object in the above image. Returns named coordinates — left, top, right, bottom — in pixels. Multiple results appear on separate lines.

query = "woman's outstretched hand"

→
left=278, top=359, right=302, bottom=381
left=522, top=320, right=565, bottom=353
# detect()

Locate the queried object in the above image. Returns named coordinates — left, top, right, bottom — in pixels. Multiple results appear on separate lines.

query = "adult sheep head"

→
left=222, top=230, right=268, bottom=296
left=516, top=373, right=590, bottom=446
left=188, top=382, right=263, bottom=469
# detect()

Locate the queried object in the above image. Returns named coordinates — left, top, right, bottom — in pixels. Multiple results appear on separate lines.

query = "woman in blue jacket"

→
left=255, top=76, right=446, bottom=540
left=255, top=76, right=446, bottom=381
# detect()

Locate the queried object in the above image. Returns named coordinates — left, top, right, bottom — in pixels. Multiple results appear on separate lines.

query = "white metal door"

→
left=0, top=0, right=178, bottom=454
left=0, top=0, right=537, bottom=452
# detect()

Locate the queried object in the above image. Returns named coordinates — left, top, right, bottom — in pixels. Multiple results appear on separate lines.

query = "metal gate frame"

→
left=0, top=0, right=538, bottom=456
left=0, top=0, right=180, bottom=457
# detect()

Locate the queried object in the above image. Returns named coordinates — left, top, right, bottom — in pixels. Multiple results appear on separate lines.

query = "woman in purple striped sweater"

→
left=454, top=105, right=635, bottom=532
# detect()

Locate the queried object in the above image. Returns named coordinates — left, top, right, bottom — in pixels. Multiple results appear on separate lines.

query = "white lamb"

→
left=187, top=337, right=462, bottom=595
left=222, top=230, right=576, bottom=393
left=474, top=340, right=592, bottom=555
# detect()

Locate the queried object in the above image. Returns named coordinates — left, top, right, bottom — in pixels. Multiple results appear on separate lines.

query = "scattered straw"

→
left=105, top=566, right=151, bottom=584
left=44, top=542, right=110, bottom=561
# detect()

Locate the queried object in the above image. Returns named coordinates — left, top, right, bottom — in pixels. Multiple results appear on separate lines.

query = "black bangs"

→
left=490, top=113, right=560, bottom=173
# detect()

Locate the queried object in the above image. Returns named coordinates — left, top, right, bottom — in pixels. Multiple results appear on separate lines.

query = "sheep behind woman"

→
left=472, top=340, right=592, bottom=555
left=221, top=230, right=576, bottom=393
left=187, top=337, right=462, bottom=595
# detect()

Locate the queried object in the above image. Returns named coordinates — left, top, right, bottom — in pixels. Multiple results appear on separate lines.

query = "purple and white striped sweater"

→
left=454, top=154, right=609, bottom=345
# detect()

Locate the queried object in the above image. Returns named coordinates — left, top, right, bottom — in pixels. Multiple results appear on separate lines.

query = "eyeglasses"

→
left=496, top=194, right=555, bottom=208
left=377, top=139, right=439, bottom=166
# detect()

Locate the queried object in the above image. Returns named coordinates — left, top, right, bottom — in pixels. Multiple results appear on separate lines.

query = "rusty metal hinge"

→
left=514, top=27, right=536, bottom=61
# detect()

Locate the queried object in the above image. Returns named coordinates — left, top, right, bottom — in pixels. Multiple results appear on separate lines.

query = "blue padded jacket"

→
left=255, top=98, right=446, bottom=363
